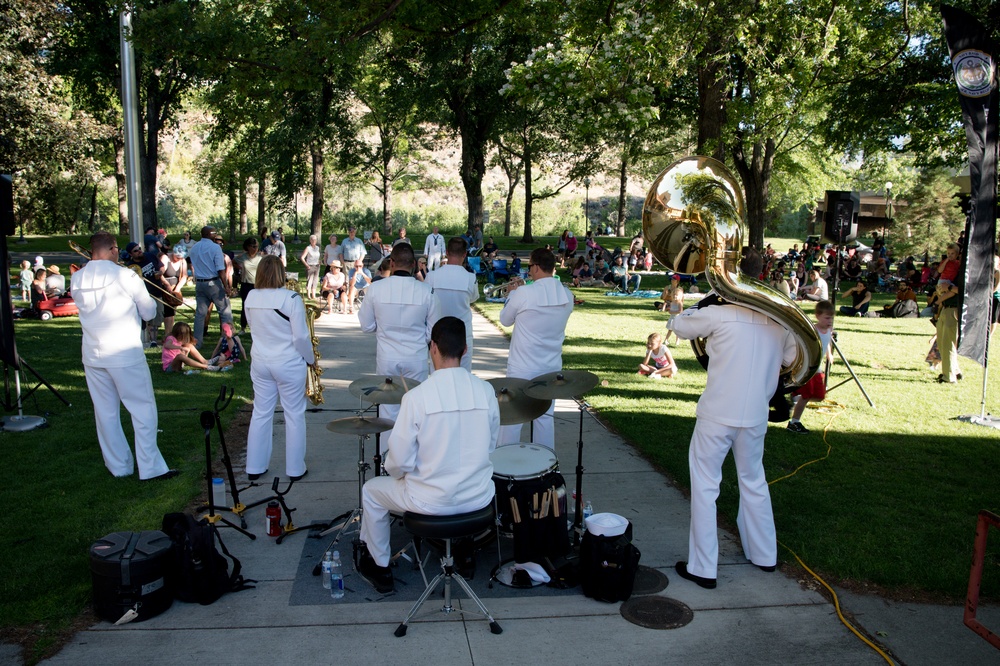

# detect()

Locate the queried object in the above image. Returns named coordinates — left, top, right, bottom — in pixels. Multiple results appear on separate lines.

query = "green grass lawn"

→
left=478, top=269, right=1000, bottom=602
left=0, top=288, right=254, bottom=662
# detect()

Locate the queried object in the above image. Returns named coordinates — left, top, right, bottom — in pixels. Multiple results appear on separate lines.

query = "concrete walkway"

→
left=24, top=307, right=998, bottom=665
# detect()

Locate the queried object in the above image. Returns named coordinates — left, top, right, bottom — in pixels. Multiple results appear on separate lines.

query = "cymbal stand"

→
left=571, top=398, right=589, bottom=546
left=198, top=409, right=255, bottom=540
left=316, top=424, right=372, bottom=544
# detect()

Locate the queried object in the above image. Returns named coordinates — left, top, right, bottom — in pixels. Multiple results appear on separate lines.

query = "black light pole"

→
left=583, top=177, right=590, bottom=237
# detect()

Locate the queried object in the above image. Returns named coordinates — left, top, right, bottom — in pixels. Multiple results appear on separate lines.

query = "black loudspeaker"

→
left=823, top=191, right=859, bottom=244
left=0, top=175, right=13, bottom=236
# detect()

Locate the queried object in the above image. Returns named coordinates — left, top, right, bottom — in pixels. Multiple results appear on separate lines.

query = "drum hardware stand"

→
left=198, top=409, right=254, bottom=540
left=571, top=399, right=589, bottom=546
left=824, top=332, right=874, bottom=407
left=316, top=426, right=373, bottom=543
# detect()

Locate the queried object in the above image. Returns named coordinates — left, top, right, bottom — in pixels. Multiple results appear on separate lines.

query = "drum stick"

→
left=552, top=487, right=560, bottom=518
left=533, top=493, right=538, bottom=518
left=510, top=497, right=521, bottom=524
left=540, top=490, right=549, bottom=519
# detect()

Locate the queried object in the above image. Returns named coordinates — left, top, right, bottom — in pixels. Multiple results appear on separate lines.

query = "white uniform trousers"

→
left=375, top=357, right=429, bottom=423
left=247, top=359, right=308, bottom=477
left=687, top=417, right=775, bottom=579
left=460, top=332, right=473, bottom=372
left=360, top=475, right=490, bottom=567
left=498, top=402, right=555, bottom=450
left=85, top=364, right=168, bottom=480
left=426, top=252, right=442, bottom=271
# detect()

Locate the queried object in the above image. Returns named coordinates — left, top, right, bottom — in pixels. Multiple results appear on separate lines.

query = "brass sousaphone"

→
left=641, top=156, right=821, bottom=387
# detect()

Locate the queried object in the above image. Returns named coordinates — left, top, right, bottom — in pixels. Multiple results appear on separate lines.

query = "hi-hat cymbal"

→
left=326, top=416, right=396, bottom=435
left=523, top=370, right=600, bottom=400
left=487, top=377, right=552, bottom=426
left=348, top=374, right=421, bottom=405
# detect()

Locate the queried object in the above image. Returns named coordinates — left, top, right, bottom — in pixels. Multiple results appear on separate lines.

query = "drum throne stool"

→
left=394, top=504, right=503, bottom=637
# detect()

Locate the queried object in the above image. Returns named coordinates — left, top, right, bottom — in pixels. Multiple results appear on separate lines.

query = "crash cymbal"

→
left=523, top=370, right=600, bottom=400
left=326, top=416, right=396, bottom=435
left=487, top=377, right=552, bottom=426
left=348, top=374, right=421, bottom=405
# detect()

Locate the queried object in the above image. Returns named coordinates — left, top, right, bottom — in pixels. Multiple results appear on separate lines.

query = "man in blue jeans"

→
left=609, top=256, right=640, bottom=293
left=188, top=226, right=234, bottom=347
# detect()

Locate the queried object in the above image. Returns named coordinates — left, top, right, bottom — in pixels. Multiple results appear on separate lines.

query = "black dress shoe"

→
left=289, top=469, right=308, bottom=482
left=956, top=373, right=963, bottom=381
left=143, top=469, right=180, bottom=481
left=758, top=564, right=776, bottom=573
left=355, top=544, right=394, bottom=594
left=675, top=561, right=717, bottom=589
left=247, top=469, right=268, bottom=481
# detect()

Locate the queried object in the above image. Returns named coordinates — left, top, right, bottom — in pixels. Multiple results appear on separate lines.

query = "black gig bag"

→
left=161, top=512, right=254, bottom=605
left=579, top=521, right=641, bottom=603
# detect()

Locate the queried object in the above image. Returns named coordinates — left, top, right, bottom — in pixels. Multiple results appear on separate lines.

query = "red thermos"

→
left=265, top=501, right=282, bottom=537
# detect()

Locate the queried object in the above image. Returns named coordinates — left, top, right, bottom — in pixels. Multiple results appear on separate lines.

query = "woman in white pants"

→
left=244, top=255, right=315, bottom=480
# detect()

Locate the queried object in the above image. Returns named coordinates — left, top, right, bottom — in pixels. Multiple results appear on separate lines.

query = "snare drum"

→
left=491, top=443, right=567, bottom=536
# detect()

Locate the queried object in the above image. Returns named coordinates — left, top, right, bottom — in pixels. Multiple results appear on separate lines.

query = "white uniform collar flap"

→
left=247, top=288, right=293, bottom=308
left=385, top=276, right=425, bottom=305
left=422, top=369, right=488, bottom=414
left=530, top=278, right=573, bottom=306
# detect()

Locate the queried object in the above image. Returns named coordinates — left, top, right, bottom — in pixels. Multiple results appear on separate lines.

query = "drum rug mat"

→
left=290, top=520, right=582, bottom=605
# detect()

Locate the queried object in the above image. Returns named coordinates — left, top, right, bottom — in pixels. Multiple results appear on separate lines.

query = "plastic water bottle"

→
left=583, top=500, right=594, bottom=528
left=321, top=552, right=332, bottom=590
left=211, top=478, right=226, bottom=508
left=330, top=550, right=344, bottom=599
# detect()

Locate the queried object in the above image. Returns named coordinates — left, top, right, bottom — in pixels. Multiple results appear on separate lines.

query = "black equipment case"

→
left=90, top=531, right=173, bottom=622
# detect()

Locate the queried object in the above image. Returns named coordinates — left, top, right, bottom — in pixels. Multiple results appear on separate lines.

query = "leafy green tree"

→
left=892, top=169, right=964, bottom=261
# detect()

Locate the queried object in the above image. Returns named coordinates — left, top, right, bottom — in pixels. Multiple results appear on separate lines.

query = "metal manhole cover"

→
left=620, top=596, right=693, bottom=630
left=631, top=565, right=669, bottom=596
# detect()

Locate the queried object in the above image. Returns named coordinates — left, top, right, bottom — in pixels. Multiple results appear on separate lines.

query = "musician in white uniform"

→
left=71, top=231, right=176, bottom=481
left=355, top=317, right=500, bottom=593
left=244, top=255, right=314, bottom=480
left=358, top=243, right=439, bottom=422
left=423, top=225, right=445, bottom=271
left=498, top=248, right=573, bottom=449
left=425, top=237, right=479, bottom=370
left=666, top=251, right=796, bottom=589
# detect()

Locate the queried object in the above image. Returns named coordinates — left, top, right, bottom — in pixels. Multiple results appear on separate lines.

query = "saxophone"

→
left=285, top=277, right=325, bottom=405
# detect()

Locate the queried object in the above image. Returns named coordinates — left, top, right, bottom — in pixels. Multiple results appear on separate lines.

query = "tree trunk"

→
left=521, top=135, right=533, bottom=244
left=732, top=137, right=776, bottom=252
left=459, top=121, right=487, bottom=231
left=113, top=133, right=128, bottom=235
left=88, top=183, right=98, bottom=231
left=381, top=151, right=392, bottom=235
left=696, top=45, right=728, bottom=161
left=141, top=90, right=159, bottom=228
left=228, top=175, right=237, bottom=240
left=310, top=142, right=324, bottom=237
left=257, top=174, right=266, bottom=237
left=239, top=173, right=248, bottom=235
left=616, top=155, right=629, bottom=237
left=69, top=182, right=88, bottom=234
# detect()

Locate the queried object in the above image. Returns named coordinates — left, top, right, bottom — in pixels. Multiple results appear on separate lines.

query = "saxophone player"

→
left=244, top=255, right=315, bottom=481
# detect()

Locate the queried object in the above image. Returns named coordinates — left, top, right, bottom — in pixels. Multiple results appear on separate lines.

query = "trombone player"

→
left=70, top=231, right=177, bottom=481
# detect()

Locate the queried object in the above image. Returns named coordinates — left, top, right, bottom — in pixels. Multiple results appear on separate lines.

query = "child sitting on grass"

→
left=208, top=322, right=245, bottom=365
left=787, top=300, right=835, bottom=434
left=638, top=332, right=677, bottom=379
left=162, top=322, right=231, bottom=373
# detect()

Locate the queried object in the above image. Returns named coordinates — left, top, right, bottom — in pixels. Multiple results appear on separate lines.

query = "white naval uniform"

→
left=498, top=276, right=573, bottom=449
left=71, top=260, right=169, bottom=479
left=425, top=264, right=479, bottom=370
left=668, top=300, right=796, bottom=580
left=423, top=233, right=445, bottom=271
left=244, top=288, right=314, bottom=478
left=359, top=367, right=500, bottom=566
left=358, top=274, right=439, bottom=422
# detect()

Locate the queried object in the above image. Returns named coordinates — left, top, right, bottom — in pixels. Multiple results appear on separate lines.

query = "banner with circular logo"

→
left=952, top=49, right=995, bottom=98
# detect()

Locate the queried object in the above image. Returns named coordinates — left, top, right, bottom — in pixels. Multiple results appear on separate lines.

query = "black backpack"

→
left=161, top=513, right=254, bottom=605
left=579, top=521, right=641, bottom=603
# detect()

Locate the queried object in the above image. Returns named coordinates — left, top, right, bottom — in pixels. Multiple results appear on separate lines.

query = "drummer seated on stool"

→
left=355, top=316, right=501, bottom=593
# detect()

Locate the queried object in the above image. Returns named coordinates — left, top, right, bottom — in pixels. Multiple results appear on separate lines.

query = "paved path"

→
left=5, top=306, right=994, bottom=665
